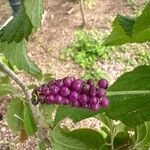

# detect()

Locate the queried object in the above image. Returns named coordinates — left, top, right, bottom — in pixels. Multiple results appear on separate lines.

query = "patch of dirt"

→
left=0, top=1, right=11, bottom=25
left=0, top=0, right=134, bottom=149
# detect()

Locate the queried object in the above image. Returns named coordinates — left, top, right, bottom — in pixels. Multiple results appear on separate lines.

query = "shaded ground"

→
left=0, top=0, right=148, bottom=149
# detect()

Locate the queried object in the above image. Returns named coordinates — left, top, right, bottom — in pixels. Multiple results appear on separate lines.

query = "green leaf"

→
left=41, top=73, right=55, bottom=84
left=113, top=123, right=131, bottom=149
left=6, top=97, right=24, bottom=133
left=53, top=105, right=97, bottom=128
left=0, top=74, right=10, bottom=84
left=40, top=104, right=57, bottom=127
left=96, top=114, right=112, bottom=130
left=54, top=66, right=150, bottom=128
left=39, top=138, right=52, bottom=150
left=39, top=140, right=47, bottom=150
left=136, top=123, right=147, bottom=143
left=134, top=121, right=150, bottom=149
left=0, top=39, right=42, bottom=78
left=133, top=2, right=150, bottom=33
left=0, top=84, right=16, bottom=96
left=97, top=115, right=131, bottom=149
left=117, top=15, right=135, bottom=36
left=23, top=104, right=37, bottom=135
left=106, top=65, right=150, bottom=127
left=104, top=1, right=150, bottom=46
left=96, top=115, right=111, bottom=138
left=99, top=145, right=111, bottom=150
left=28, top=84, right=38, bottom=89
left=52, top=127, right=104, bottom=150
left=0, top=4, right=33, bottom=43
left=114, top=123, right=126, bottom=137
left=104, top=15, right=134, bottom=45
left=114, top=132, right=131, bottom=150
left=24, top=0, right=44, bottom=32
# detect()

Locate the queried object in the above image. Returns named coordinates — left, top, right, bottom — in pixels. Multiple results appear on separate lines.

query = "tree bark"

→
left=80, top=0, right=86, bottom=27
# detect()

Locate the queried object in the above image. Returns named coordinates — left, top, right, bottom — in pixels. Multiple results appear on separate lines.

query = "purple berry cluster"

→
left=32, top=77, right=110, bottom=111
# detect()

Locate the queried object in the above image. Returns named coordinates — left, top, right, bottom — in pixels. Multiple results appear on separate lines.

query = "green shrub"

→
left=61, top=30, right=110, bottom=69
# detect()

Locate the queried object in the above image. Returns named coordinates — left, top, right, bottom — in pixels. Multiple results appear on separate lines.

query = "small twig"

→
left=0, top=62, right=30, bottom=98
left=0, top=61, right=51, bottom=147
left=0, top=62, right=35, bottom=113
left=80, top=0, right=86, bottom=27
left=0, top=16, right=13, bottom=29
left=110, top=121, right=115, bottom=150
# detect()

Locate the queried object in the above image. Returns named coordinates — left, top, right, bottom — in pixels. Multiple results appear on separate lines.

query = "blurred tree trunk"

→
left=80, top=0, right=86, bottom=27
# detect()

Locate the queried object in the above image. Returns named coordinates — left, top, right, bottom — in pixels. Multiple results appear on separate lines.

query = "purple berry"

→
left=97, top=88, right=106, bottom=98
left=63, top=77, right=72, bottom=87
left=82, top=103, right=89, bottom=108
left=60, top=87, right=70, bottom=97
left=89, top=86, right=97, bottom=96
left=72, top=100, right=80, bottom=108
left=81, top=85, right=89, bottom=93
left=38, top=84, right=46, bottom=92
left=98, top=79, right=108, bottom=89
left=87, top=79, right=94, bottom=86
left=70, top=77, right=76, bottom=82
left=42, top=86, right=50, bottom=96
left=42, top=86, right=49, bottom=91
left=50, top=85, right=59, bottom=95
left=63, top=98, right=70, bottom=105
left=81, top=86, right=87, bottom=93
left=47, top=95, right=55, bottom=104
left=72, top=80, right=83, bottom=91
left=99, top=97, right=110, bottom=108
left=69, top=91, right=79, bottom=102
left=55, top=95, right=63, bottom=104
left=90, top=103, right=101, bottom=111
left=78, top=79, right=85, bottom=83
left=90, top=97, right=98, bottom=104
left=32, top=77, right=110, bottom=110
left=79, top=94, right=89, bottom=104
left=55, top=79, right=64, bottom=87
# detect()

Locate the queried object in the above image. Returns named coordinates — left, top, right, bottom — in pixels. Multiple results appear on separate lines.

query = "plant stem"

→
left=80, top=0, right=86, bottom=27
left=110, top=123, right=115, bottom=150
left=115, top=143, right=129, bottom=150
left=0, top=62, right=31, bottom=100
left=107, top=90, right=150, bottom=96
left=0, top=61, right=51, bottom=147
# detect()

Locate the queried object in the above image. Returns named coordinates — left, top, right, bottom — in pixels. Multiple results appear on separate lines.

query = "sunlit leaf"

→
left=23, top=104, right=37, bottom=135
left=6, top=97, right=24, bottom=132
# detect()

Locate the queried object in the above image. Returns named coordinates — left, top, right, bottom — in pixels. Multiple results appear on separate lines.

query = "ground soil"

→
left=0, top=0, right=137, bottom=149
